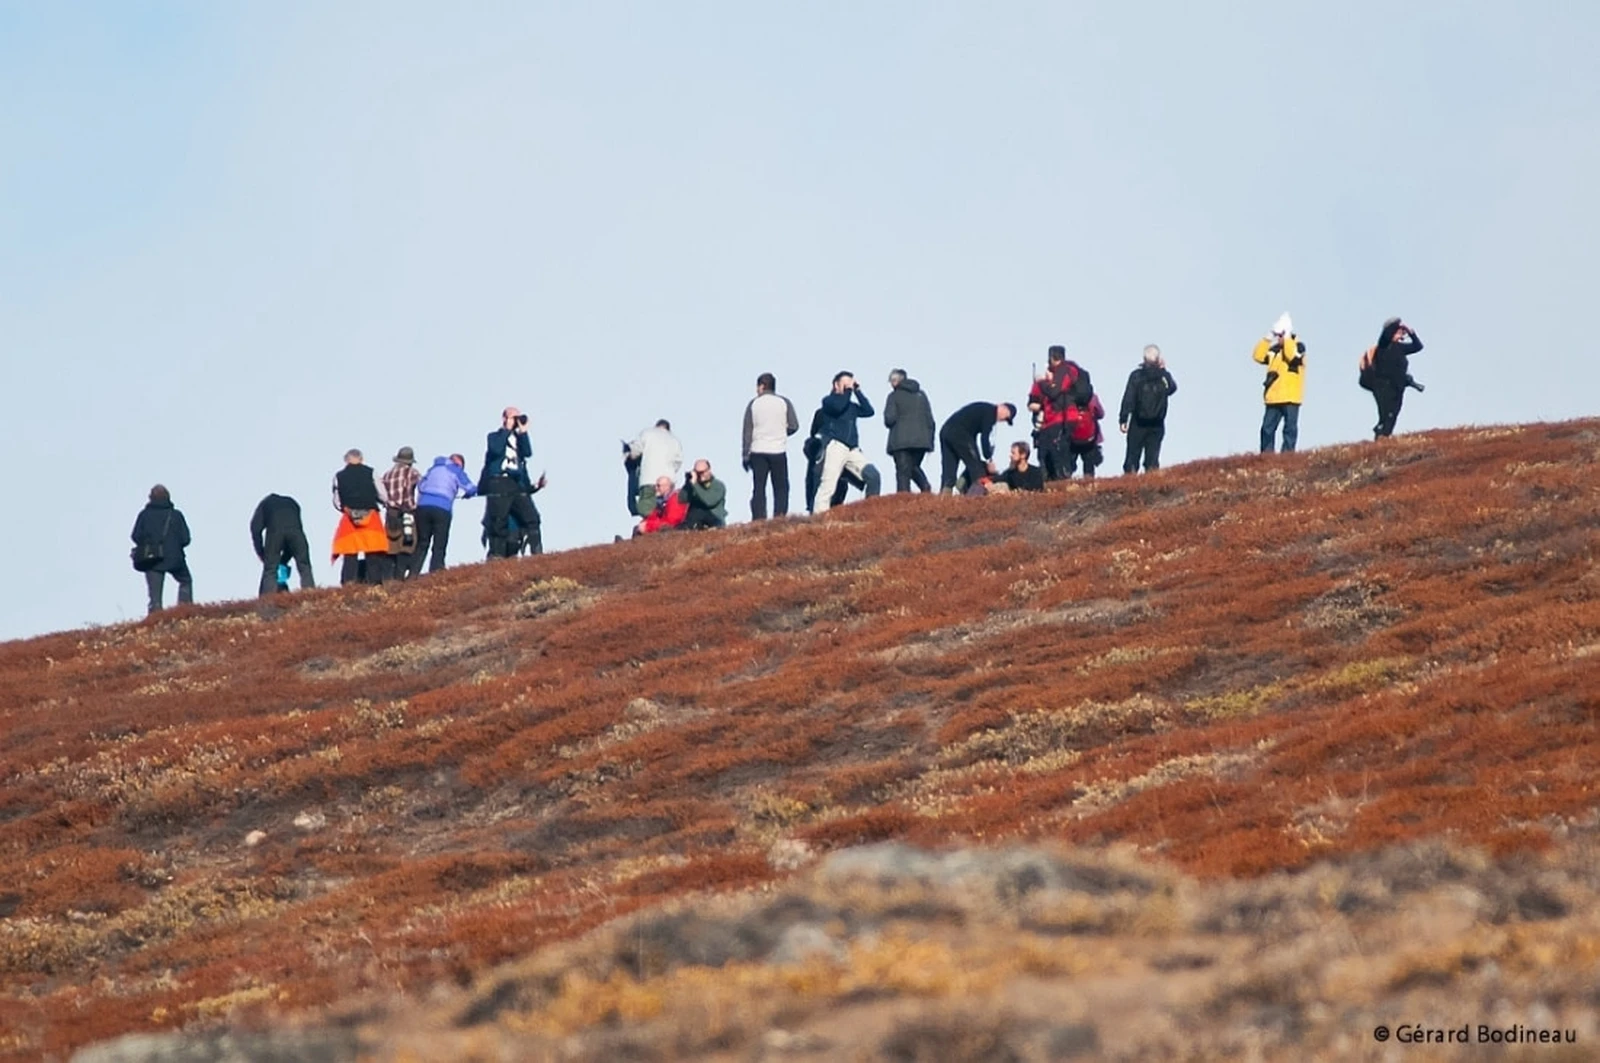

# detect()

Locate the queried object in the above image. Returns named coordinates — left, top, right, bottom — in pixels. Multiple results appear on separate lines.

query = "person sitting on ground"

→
left=938, top=401, right=1016, bottom=495
left=987, top=441, right=1045, bottom=493
left=634, top=475, right=690, bottom=536
left=1118, top=345, right=1178, bottom=474
left=250, top=492, right=314, bottom=596
left=679, top=460, right=728, bottom=530
left=131, top=484, right=193, bottom=614
left=625, top=419, right=683, bottom=518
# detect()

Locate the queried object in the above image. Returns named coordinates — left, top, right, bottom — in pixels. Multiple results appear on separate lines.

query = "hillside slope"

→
left=2, top=421, right=1597, bottom=1059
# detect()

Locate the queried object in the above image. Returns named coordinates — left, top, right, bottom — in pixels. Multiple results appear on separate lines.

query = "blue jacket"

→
left=418, top=457, right=477, bottom=512
left=479, top=428, right=532, bottom=491
left=817, top=389, right=875, bottom=450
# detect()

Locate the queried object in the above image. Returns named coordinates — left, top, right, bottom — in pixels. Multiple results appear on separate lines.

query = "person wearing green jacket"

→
left=680, top=459, right=728, bottom=530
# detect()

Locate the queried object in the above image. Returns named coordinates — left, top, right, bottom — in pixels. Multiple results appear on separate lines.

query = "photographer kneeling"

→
left=680, top=460, right=728, bottom=530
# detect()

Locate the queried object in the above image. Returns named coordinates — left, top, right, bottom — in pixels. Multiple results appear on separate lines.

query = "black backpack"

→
left=1133, top=371, right=1168, bottom=423
left=1050, top=362, right=1093, bottom=411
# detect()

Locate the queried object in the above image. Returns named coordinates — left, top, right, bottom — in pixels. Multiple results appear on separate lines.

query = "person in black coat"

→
left=1118, top=345, right=1178, bottom=474
left=131, top=485, right=192, bottom=615
left=1365, top=317, right=1424, bottom=439
left=882, top=369, right=936, bottom=493
left=938, top=401, right=1016, bottom=494
left=250, top=493, right=315, bottom=596
left=479, top=406, right=544, bottom=558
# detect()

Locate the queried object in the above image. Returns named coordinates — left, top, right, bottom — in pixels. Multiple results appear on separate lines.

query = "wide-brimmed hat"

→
left=393, top=446, right=416, bottom=465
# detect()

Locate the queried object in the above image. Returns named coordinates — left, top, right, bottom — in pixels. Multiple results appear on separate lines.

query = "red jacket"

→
left=1028, top=380, right=1066, bottom=429
left=639, top=491, right=689, bottom=533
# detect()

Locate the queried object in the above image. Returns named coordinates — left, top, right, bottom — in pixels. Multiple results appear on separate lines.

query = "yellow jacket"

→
left=1252, top=335, right=1307, bottom=405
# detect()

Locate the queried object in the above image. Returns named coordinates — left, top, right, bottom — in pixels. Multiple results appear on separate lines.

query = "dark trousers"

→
left=484, top=476, right=541, bottom=558
left=341, top=554, right=389, bottom=585
left=1372, top=380, right=1405, bottom=438
left=259, top=528, right=314, bottom=596
left=413, top=506, right=454, bottom=574
left=146, top=563, right=193, bottom=614
left=624, top=455, right=641, bottom=518
left=681, top=508, right=726, bottom=531
left=890, top=449, right=931, bottom=493
left=1064, top=442, right=1103, bottom=479
left=1260, top=403, right=1300, bottom=452
left=748, top=452, right=790, bottom=519
left=939, top=433, right=987, bottom=490
left=1036, top=424, right=1069, bottom=481
left=1123, top=423, right=1165, bottom=474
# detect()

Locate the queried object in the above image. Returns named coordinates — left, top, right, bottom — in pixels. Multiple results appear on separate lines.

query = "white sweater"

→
left=743, top=393, right=799, bottom=457
left=629, top=425, right=683, bottom=485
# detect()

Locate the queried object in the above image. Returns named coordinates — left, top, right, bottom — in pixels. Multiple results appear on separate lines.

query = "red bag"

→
left=1064, top=396, right=1102, bottom=445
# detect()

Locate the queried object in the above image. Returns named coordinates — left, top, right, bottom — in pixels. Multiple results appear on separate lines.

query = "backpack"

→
left=1358, top=347, right=1377, bottom=391
left=1132, top=371, right=1168, bottom=423
left=130, top=512, right=173, bottom=572
left=1049, top=362, right=1094, bottom=411
left=1064, top=398, right=1101, bottom=445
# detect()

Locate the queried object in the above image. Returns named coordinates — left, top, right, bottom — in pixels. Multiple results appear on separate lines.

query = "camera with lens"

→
left=515, top=414, right=529, bottom=426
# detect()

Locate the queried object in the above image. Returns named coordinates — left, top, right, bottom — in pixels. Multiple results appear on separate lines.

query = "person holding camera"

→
left=679, top=460, right=728, bottom=530
left=1253, top=313, right=1307, bottom=453
left=625, top=419, right=683, bottom=518
left=812, top=371, right=876, bottom=514
left=131, top=484, right=193, bottom=614
left=478, top=407, right=544, bottom=559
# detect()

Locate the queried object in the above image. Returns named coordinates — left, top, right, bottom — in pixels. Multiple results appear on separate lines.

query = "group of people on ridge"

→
left=130, top=317, right=1424, bottom=613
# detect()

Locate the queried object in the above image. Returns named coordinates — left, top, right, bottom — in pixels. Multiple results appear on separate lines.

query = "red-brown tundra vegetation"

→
left=1, top=420, right=1597, bottom=1060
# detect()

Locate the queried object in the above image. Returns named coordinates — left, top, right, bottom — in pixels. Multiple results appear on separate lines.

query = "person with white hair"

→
left=1118, top=344, right=1178, bottom=474
left=1251, top=313, right=1307, bottom=453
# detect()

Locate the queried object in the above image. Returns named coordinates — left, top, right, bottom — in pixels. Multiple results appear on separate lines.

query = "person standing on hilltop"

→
left=938, top=401, right=1017, bottom=494
left=250, top=492, right=314, bottom=595
left=883, top=368, right=935, bottom=493
left=379, top=446, right=422, bottom=581
left=1118, top=345, right=1178, bottom=474
left=130, top=484, right=193, bottom=614
left=479, top=407, right=544, bottom=559
left=1361, top=317, right=1425, bottom=440
left=1253, top=313, right=1307, bottom=453
left=742, top=373, right=800, bottom=520
left=624, top=419, right=683, bottom=519
left=1031, top=345, right=1093, bottom=481
left=413, top=454, right=476, bottom=574
left=812, top=371, right=875, bottom=514
left=331, top=449, right=390, bottom=585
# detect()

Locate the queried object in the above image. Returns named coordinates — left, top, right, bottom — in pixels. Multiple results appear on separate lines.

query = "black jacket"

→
left=131, top=501, right=191, bottom=573
left=941, top=401, right=1003, bottom=461
left=1119, top=365, right=1178, bottom=427
left=1372, top=321, right=1423, bottom=383
left=883, top=379, right=936, bottom=453
left=998, top=463, right=1045, bottom=492
left=333, top=465, right=381, bottom=512
left=250, top=494, right=304, bottom=560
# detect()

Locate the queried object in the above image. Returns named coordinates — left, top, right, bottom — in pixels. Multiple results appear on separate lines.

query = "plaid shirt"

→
left=381, top=463, right=421, bottom=511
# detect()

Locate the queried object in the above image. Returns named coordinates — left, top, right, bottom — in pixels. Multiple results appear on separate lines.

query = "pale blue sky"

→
left=3, top=1, right=1597, bottom=640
